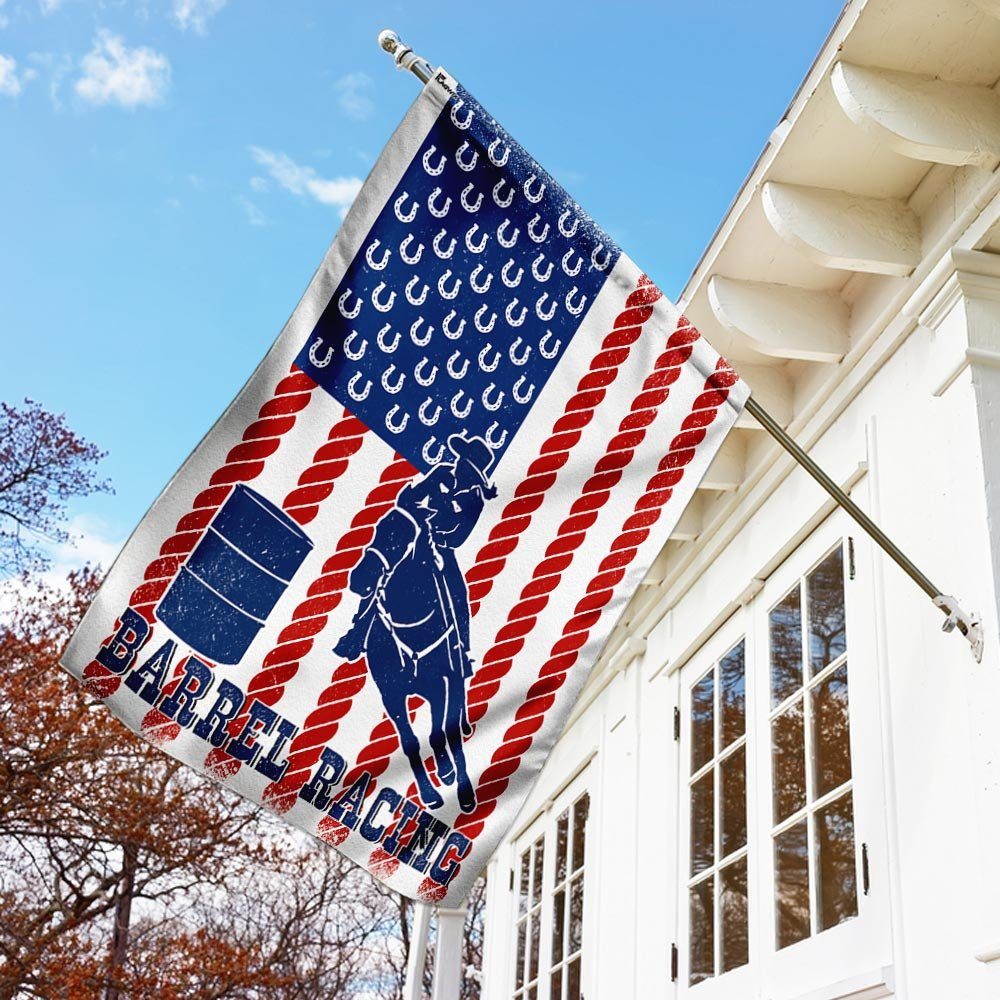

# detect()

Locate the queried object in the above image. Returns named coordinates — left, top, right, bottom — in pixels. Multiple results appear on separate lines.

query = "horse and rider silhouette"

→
left=334, top=434, right=497, bottom=814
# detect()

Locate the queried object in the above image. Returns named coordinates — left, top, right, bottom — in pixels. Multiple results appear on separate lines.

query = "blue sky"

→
left=0, top=0, right=844, bottom=568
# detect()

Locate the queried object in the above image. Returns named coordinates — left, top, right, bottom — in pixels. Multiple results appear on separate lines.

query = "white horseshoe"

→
left=450, top=390, right=473, bottom=419
left=423, top=437, right=445, bottom=464
left=558, top=209, right=579, bottom=238
left=488, top=137, right=510, bottom=167
left=385, top=404, right=409, bottom=433
left=371, top=282, right=396, bottom=313
left=456, top=140, right=478, bottom=172
left=539, top=331, right=561, bottom=359
left=535, top=292, right=558, bottom=322
left=532, top=253, right=554, bottom=282
left=347, top=372, right=371, bottom=401
left=428, top=187, right=452, bottom=218
left=524, top=173, right=546, bottom=203
left=501, top=258, right=523, bottom=288
left=513, top=374, right=535, bottom=404
left=438, top=269, right=461, bottom=300
left=308, top=336, right=333, bottom=368
left=381, top=364, right=406, bottom=394
left=447, top=350, right=470, bottom=380
left=344, top=330, right=366, bottom=361
left=461, top=183, right=484, bottom=213
left=485, top=421, right=508, bottom=450
left=411, top=317, right=433, bottom=347
left=509, top=337, right=531, bottom=366
left=562, top=248, right=583, bottom=276
left=450, top=99, right=473, bottom=130
left=433, top=229, right=456, bottom=259
left=591, top=243, right=612, bottom=272
left=465, top=223, right=489, bottom=253
left=479, top=343, right=501, bottom=371
left=400, top=234, right=424, bottom=265
left=528, top=214, right=550, bottom=243
left=470, top=264, right=493, bottom=294
left=497, top=218, right=519, bottom=249
left=419, top=397, right=442, bottom=426
left=338, top=288, right=362, bottom=319
left=493, top=178, right=515, bottom=208
left=422, top=145, right=446, bottom=176
left=377, top=323, right=401, bottom=353
left=565, top=286, right=587, bottom=316
left=443, top=309, right=466, bottom=340
left=405, top=275, right=429, bottom=307
left=365, top=239, right=390, bottom=270
left=394, top=191, right=418, bottom=224
left=475, top=304, right=496, bottom=334
left=414, top=357, right=438, bottom=386
left=506, top=298, right=527, bottom=327
left=482, top=382, right=504, bottom=411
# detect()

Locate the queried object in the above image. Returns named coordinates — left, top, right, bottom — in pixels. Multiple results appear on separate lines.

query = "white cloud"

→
left=172, top=0, right=227, bottom=34
left=75, top=30, right=170, bottom=108
left=248, top=175, right=268, bottom=193
left=250, top=146, right=362, bottom=218
left=0, top=53, right=23, bottom=96
left=335, top=71, right=374, bottom=121
left=238, top=195, right=266, bottom=226
left=38, top=0, right=62, bottom=14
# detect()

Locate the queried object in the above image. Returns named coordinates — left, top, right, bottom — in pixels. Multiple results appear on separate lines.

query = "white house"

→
left=477, top=1, right=1000, bottom=997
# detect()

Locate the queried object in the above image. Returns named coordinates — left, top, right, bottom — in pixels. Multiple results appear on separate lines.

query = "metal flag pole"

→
left=375, top=28, right=985, bottom=665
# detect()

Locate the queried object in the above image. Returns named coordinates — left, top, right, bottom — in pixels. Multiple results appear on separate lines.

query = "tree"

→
left=0, top=399, right=111, bottom=576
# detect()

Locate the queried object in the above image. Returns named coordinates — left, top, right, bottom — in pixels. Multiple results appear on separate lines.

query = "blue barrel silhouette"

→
left=157, top=484, right=313, bottom=664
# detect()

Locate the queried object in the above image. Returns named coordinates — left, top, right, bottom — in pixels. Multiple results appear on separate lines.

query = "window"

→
left=676, top=523, right=890, bottom=996
left=768, top=545, right=857, bottom=949
left=687, top=640, right=749, bottom=985
left=510, top=777, right=590, bottom=1000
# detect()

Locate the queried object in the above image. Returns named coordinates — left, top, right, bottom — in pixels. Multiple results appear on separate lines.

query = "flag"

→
left=62, top=68, right=747, bottom=905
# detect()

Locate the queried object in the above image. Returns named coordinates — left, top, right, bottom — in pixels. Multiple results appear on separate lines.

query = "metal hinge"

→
left=862, top=842, right=870, bottom=895
left=848, top=536, right=856, bottom=580
left=670, top=942, right=679, bottom=982
left=673, top=706, right=681, bottom=742
left=509, top=868, right=514, bottom=892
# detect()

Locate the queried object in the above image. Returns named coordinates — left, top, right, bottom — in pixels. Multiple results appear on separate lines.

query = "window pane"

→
left=720, top=746, right=747, bottom=858
left=812, top=662, right=852, bottom=798
left=569, top=874, right=584, bottom=954
left=571, top=794, right=588, bottom=873
left=551, top=888, right=565, bottom=964
left=528, top=988, right=537, bottom=1000
left=550, top=969, right=562, bottom=1000
left=691, top=671, right=715, bottom=772
left=516, top=921, right=526, bottom=987
left=808, top=547, right=846, bottom=673
left=770, top=585, right=803, bottom=707
left=720, top=858, right=749, bottom=974
left=775, top=820, right=810, bottom=950
left=529, top=912, right=540, bottom=982
left=816, top=793, right=858, bottom=932
left=691, top=771, right=715, bottom=876
left=689, top=876, right=714, bottom=985
left=555, top=811, right=569, bottom=884
left=721, top=640, right=746, bottom=748
left=518, top=852, right=530, bottom=916
left=531, top=839, right=544, bottom=906
left=772, top=700, right=806, bottom=824
left=567, top=957, right=581, bottom=1000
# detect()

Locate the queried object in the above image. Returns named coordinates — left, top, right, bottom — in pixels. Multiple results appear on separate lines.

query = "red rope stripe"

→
left=82, top=367, right=318, bottom=699
left=417, top=360, right=740, bottom=901
left=255, top=455, right=419, bottom=811
left=141, top=452, right=416, bottom=749
left=357, top=317, right=703, bottom=878
left=284, top=276, right=666, bottom=828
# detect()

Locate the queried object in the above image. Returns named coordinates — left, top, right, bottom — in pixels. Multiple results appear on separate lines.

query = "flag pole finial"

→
left=376, top=29, right=433, bottom=85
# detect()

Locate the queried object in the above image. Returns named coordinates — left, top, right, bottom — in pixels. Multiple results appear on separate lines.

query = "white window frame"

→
left=674, top=513, right=891, bottom=999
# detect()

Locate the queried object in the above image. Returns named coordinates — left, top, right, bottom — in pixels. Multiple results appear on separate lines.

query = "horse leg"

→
left=427, top=677, right=455, bottom=786
left=445, top=682, right=476, bottom=813
left=389, top=700, right=444, bottom=811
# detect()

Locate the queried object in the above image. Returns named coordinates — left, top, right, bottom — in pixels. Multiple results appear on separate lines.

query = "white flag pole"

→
left=375, top=27, right=984, bottom=660
left=404, top=900, right=433, bottom=1000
